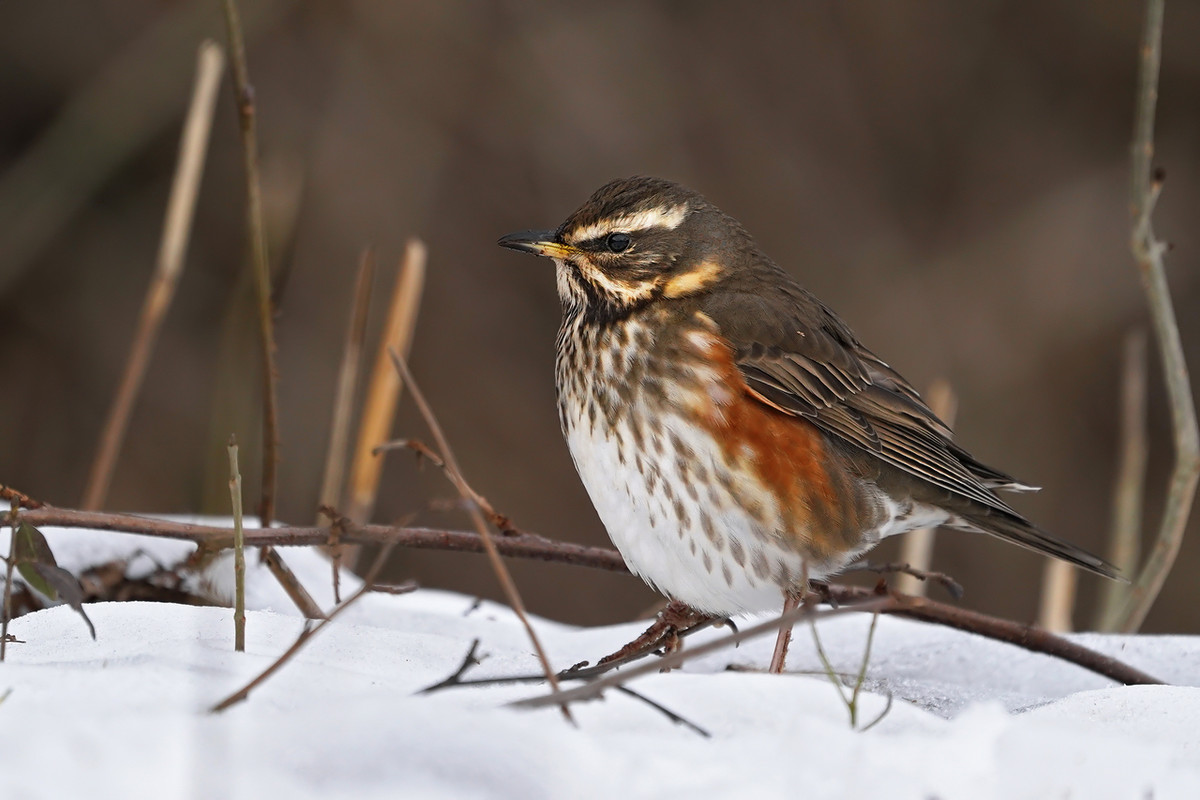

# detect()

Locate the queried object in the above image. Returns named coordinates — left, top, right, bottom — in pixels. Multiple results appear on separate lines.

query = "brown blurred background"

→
left=2, top=1, right=1198, bottom=631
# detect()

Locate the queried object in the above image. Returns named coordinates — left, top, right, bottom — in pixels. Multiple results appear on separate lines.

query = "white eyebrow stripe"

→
left=566, top=203, right=690, bottom=244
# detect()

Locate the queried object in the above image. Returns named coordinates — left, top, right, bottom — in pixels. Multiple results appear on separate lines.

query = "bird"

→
left=498, top=176, right=1116, bottom=622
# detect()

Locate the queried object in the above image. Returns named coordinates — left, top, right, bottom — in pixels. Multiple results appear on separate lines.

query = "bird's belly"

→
left=563, top=406, right=817, bottom=616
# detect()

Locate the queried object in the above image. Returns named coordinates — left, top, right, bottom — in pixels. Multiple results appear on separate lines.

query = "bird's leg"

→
left=769, top=563, right=811, bottom=674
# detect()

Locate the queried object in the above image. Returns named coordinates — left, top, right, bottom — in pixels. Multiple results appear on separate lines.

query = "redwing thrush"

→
left=499, top=176, right=1116, bottom=617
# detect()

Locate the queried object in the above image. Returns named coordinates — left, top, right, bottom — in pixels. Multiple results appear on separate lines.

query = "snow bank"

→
left=1, top=513, right=1198, bottom=798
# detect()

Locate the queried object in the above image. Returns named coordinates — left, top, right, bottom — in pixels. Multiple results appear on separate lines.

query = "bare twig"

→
left=12, top=506, right=1164, bottom=686
left=843, top=561, right=964, bottom=600
left=831, top=585, right=1162, bottom=686
left=1098, top=330, right=1150, bottom=630
left=228, top=437, right=246, bottom=651
left=897, top=379, right=956, bottom=596
left=374, top=438, right=517, bottom=533
left=210, top=545, right=395, bottom=713
left=82, top=41, right=226, bottom=510
left=613, top=686, right=711, bottom=738
left=423, top=637, right=710, bottom=737
left=511, top=600, right=888, bottom=710
left=420, top=638, right=485, bottom=694
left=387, top=350, right=573, bottom=721
left=259, top=548, right=325, bottom=620
left=318, top=248, right=376, bottom=601
left=345, top=241, right=427, bottom=526
left=220, top=0, right=280, bottom=527
left=1110, top=0, right=1200, bottom=632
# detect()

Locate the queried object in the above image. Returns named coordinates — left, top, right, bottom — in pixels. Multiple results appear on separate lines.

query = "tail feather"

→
left=956, top=511, right=1121, bottom=580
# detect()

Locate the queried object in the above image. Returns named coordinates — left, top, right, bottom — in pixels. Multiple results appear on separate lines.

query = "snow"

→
left=2, top=513, right=1199, bottom=798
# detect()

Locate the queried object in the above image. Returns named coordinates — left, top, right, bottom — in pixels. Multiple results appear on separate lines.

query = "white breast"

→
left=557, top=315, right=811, bottom=616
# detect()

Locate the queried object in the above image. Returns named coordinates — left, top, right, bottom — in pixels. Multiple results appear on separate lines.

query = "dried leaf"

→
left=13, top=522, right=60, bottom=599
left=27, top=563, right=95, bottom=640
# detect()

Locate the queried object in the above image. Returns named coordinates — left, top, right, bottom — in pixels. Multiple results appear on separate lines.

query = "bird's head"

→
left=499, top=177, right=754, bottom=320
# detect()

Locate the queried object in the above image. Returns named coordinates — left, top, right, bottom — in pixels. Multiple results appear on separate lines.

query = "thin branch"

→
left=386, top=350, right=573, bottom=722
left=843, top=561, right=964, bottom=600
left=419, top=638, right=485, bottom=694
left=612, top=686, right=711, bottom=738
left=422, top=637, right=710, bottom=737
left=228, top=437, right=246, bottom=652
left=1098, top=330, right=1149, bottom=630
left=220, top=0, right=280, bottom=527
left=13, top=506, right=1164, bottom=686
left=82, top=41, right=226, bottom=510
left=210, top=545, right=394, bottom=713
left=1111, top=0, right=1200, bottom=632
left=374, top=438, right=519, bottom=533
left=832, top=585, right=1161, bottom=686
left=510, top=600, right=889, bottom=710
left=259, top=548, right=325, bottom=620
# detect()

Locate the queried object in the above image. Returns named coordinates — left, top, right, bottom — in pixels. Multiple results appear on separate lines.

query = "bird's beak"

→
left=497, top=230, right=574, bottom=259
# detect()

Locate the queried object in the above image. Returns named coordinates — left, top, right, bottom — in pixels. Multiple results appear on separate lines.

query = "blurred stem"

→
left=1097, top=330, right=1149, bottom=629
left=221, top=0, right=280, bottom=527
left=0, top=0, right=292, bottom=294
left=345, top=241, right=427, bottom=528
left=1109, top=0, right=1200, bottom=632
left=82, top=41, right=226, bottom=511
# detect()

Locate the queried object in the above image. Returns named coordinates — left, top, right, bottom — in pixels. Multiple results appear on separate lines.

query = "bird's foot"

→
left=564, top=601, right=717, bottom=679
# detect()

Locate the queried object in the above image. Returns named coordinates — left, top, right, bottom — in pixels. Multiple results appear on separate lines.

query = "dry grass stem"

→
left=1110, top=0, right=1200, bottom=632
left=345, top=240, right=427, bottom=526
left=1098, top=331, right=1150, bottom=629
left=228, top=437, right=246, bottom=651
left=897, top=379, right=957, bottom=596
left=387, top=349, right=573, bottom=722
left=318, top=249, right=376, bottom=600
left=318, top=248, right=376, bottom=519
left=1037, top=560, right=1077, bottom=632
left=81, top=41, right=226, bottom=510
left=220, top=0, right=281, bottom=527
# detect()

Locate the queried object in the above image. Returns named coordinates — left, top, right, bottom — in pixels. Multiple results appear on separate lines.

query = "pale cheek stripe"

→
left=567, top=204, right=690, bottom=244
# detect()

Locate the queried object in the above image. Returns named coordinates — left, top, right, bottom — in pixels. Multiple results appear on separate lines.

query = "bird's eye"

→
left=605, top=232, right=631, bottom=253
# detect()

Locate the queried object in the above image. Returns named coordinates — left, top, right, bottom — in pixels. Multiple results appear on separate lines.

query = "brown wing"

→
left=700, top=284, right=1021, bottom=516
